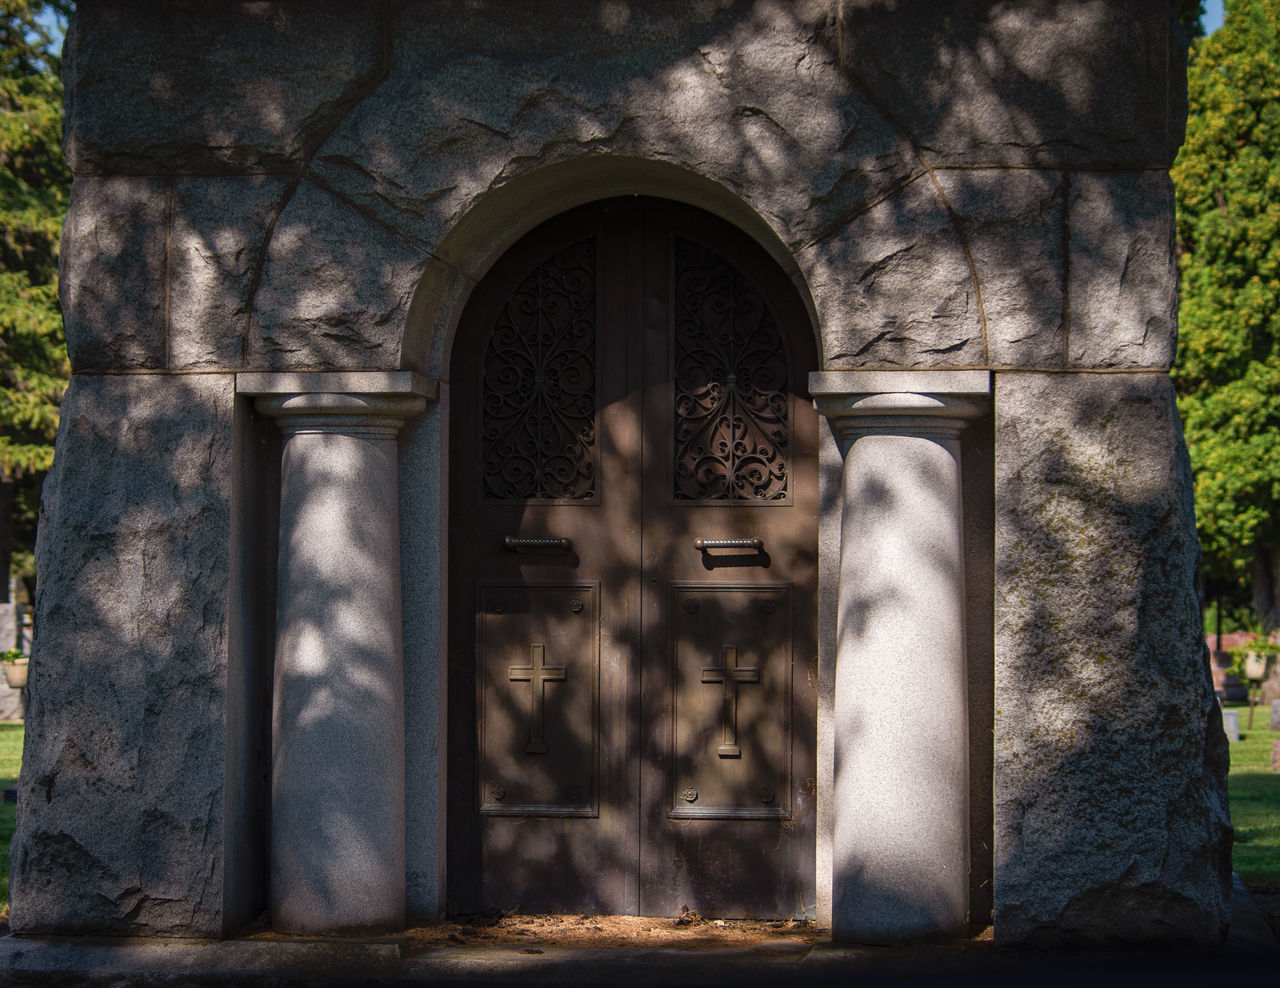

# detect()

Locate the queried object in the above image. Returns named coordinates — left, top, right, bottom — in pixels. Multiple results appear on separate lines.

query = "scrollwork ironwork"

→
left=482, top=239, right=597, bottom=500
left=673, top=238, right=789, bottom=501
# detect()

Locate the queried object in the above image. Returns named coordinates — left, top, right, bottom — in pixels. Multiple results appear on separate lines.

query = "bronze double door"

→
left=447, top=198, right=817, bottom=918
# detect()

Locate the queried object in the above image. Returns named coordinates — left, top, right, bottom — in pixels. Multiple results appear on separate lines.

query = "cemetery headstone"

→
left=1222, top=708, right=1240, bottom=744
left=0, top=603, right=15, bottom=654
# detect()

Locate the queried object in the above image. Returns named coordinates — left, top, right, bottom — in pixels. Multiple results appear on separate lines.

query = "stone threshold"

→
left=1, top=883, right=1273, bottom=987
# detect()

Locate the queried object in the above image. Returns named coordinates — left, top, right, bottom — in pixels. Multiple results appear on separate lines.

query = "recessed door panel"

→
left=669, top=583, right=791, bottom=821
left=448, top=197, right=816, bottom=919
left=478, top=582, right=598, bottom=817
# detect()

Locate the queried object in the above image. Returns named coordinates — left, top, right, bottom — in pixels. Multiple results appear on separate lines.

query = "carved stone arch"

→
left=401, top=157, right=823, bottom=378
left=399, top=163, right=832, bottom=923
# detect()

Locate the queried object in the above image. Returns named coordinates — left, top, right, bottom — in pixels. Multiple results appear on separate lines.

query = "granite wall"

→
left=12, top=0, right=1229, bottom=944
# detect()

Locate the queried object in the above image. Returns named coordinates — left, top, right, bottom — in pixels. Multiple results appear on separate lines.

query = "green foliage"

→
left=1173, top=1, right=1280, bottom=584
left=1227, top=636, right=1280, bottom=681
left=0, top=3, right=70, bottom=585
left=0, top=800, right=12, bottom=909
left=1204, top=598, right=1259, bottom=636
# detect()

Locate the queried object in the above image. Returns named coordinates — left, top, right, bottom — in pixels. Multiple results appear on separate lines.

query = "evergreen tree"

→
left=1173, top=0, right=1280, bottom=620
left=0, top=1, right=70, bottom=600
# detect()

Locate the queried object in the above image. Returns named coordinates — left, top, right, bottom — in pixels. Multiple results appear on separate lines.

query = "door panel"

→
left=448, top=198, right=815, bottom=918
left=636, top=201, right=818, bottom=918
left=478, top=581, right=599, bottom=817
left=448, top=205, right=638, bottom=915
left=668, top=582, right=792, bottom=820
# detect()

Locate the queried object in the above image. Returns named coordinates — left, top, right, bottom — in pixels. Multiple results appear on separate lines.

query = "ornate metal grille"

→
left=673, top=238, right=789, bottom=501
left=482, top=239, right=597, bottom=500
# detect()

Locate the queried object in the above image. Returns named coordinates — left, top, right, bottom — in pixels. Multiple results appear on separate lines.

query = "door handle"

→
left=503, top=536, right=573, bottom=552
left=694, top=538, right=763, bottom=551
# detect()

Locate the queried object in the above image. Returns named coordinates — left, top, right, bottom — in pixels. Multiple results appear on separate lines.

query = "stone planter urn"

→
left=2, top=659, right=28, bottom=690
left=1245, top=651, right=1276, bottom=682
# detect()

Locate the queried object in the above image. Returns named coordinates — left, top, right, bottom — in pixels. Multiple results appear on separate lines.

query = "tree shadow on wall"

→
left=33, top=0, right=1206, bottom=942
left=61, top=3, right=1187, bottom=381
left=991, top=374, right=1229, bottom=944
left=10, top=373, right=248, bottom=936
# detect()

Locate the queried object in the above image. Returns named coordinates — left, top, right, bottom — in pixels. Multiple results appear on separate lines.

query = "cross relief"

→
left=507, top=640, right=761, bottom=761
left=509, top=643, right=567, bottom=754
left=701, top=644, right=760, bottom=758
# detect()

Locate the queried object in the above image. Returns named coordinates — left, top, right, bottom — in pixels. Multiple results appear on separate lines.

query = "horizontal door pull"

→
left=694, top=537, right=763, bottom=551
left=503, top=536, right=573, bottom=552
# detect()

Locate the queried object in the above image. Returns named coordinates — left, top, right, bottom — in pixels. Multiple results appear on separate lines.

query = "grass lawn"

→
left=1226, top=702, right=1280, bottom=884
left=0, top=723, right=22, bottom=909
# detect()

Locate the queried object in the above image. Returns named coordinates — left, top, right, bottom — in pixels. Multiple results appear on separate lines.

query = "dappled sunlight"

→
left=24, top=0, right=1211, bottom=948
left=64, top=4, right=384, bottom=173
left=445, top=197, right=817, bottom=920
left=838, top=2, right=1180, bottom=169
left=263, top=393, right=428, bottom=931
left=249, top=182, right=424, bottom=368
left=12, top=373, right=235, bottom=934
left=268, top=1, right=1182, bottom=378
left=838, top=434, right=965, bottom=646
left=59, top=2, right=1182, bottom=380
left=992, top=373, right=1228, bottom=940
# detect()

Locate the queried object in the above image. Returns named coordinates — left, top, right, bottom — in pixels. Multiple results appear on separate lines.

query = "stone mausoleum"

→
left=12, top=0, right=1231, bottom=946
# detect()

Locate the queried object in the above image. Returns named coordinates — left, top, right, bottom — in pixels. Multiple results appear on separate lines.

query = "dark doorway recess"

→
left=447, top=198, right=818, bottom=918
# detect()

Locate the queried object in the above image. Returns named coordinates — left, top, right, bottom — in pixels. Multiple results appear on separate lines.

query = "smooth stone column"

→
left=257, top=389, right=425, bottom=934
left=811, top=370, right=989, bottom=944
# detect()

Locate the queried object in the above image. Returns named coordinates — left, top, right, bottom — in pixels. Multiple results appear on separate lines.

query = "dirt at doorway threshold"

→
left=401, top=911, right=996, bottom=952
left=239, top=911, right=828, bottom=951
left=238, top=911, right=997, bottom=953
left=409, top=912, right=821, bottom=951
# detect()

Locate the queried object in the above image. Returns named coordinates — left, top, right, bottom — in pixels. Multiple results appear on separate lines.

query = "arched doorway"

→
left=446, top=197, right=818, bottom=917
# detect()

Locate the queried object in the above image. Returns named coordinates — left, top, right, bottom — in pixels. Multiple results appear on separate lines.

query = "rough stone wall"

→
left=12, top=375, right=234, bottom=935
left=56, top=1, right=1188, bottom=377
left=993, top=374, right=1232, bottom=944
left=15, top=0, right=1228, bottom=943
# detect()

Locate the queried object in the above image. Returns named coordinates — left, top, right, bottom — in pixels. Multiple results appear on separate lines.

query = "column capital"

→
left=253, top=392, right=427, bottom=438
left=239, top=371, right=436, bottom=438
left=809, top=370, right=991, bottom=440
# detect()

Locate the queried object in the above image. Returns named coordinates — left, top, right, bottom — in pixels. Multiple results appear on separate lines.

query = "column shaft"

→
left=811, top=371, right=988, bottom=944
left=260, top=393, right=423, bottom=934
left=833, top=427, right=968, bottom=941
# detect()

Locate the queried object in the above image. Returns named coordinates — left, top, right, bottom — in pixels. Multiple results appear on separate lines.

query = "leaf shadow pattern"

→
left=992, top=373, right=1230, bottom=945
left=21, top=0, right=1207, bottom=943
left=439, top=198, right=821, bottom=921
left=10, top=374, right=244, bottom=935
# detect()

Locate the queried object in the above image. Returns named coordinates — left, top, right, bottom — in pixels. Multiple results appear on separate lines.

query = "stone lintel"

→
left=810, top=370, right=991, bottom=438
left=810, top=369, right=991, bottom=399
left=236, top=371, right=438, bottom=400
left=252, top=392, right=427, bottom=434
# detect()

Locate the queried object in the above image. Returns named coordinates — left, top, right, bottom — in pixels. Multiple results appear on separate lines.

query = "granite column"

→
left=811, top=371, right=989, bottom=943
left=249, top=375, right=430, bottom=934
